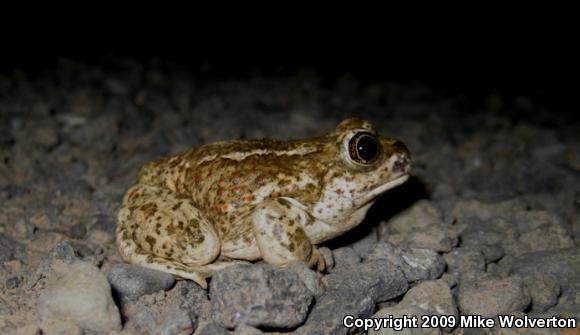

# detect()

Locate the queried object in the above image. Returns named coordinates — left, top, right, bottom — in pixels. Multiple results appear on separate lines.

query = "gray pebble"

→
left=322, top=259, right=408, bottom=302
left=450, top=198, right=527, bottom=224
left=382, top=200, right=444, bottom=235
left=478, top=243, right=505, bottom=263
left=5, top=276, right=21, bottom=289
left=331, top=246, right=361, bottom=268
left=348, top=228, right=378, bottom=259
left=517, top=224, right=575, bottom=253
left=402, top=226, right=458, bottom=252
left=509, top=248, right=579, bottom=301
left=522, top=273, right=560, bottom=313
left=460, top=224, right=505, bottom=246
left=283, top=262, right=324, bottom=297
left=400, top=280, right=458, bottom=332
left=128, top=303, right=158, bottom=333
left=444, top=247, right=486, bottom=282
left=67, top=113, right=120, bottom=151
left=296, top=288, right=376, bottom=335
left=210, top=264, right=313, bottom=329
left=158, top=308, right=194, bottom=335
left=49, top=241, right=79, bottom=263
left=107, top=263, right=175, bottom=301
left=460, top=224, right=506, bottom=262
left=168, top=280, right=210, bottom=322
left=37, top=261, right=121, bottom=333
left=368, top=242, right=446, bottom=282
left=24, top=116, right=60, bottom=149
left=457, top=276, right=530, bottom=317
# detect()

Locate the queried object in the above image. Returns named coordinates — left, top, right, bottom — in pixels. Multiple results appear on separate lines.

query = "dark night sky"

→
left=2, top=14, right=578, bottom=116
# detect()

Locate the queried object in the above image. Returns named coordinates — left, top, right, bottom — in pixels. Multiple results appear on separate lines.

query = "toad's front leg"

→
left=252, top=198, right=325, bottom=271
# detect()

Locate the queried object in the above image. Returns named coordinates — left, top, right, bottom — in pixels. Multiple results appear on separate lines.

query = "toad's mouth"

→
left=358, top=174, right=410, bottom=204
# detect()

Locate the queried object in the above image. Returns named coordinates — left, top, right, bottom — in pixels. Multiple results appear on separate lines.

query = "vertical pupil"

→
left=357, top=135, right=378, bottom=162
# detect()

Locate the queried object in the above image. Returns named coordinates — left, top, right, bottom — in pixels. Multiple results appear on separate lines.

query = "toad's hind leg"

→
left=116, top=183, right=220, bottom=288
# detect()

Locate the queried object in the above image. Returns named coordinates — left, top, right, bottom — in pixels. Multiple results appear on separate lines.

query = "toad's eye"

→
left=349, top=132, right=379, bottom=164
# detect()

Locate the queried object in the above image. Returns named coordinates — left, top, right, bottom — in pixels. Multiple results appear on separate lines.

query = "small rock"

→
left=67, top=221, right=88, bottom=239
left=509, top=248, right=580, bottom=301
left=158, top=308, right=194, bottom=335
left=5, top=276, right=21, bottom=289
left=440, top=273, right=458, bottom=288
left=283, top=262, right=324, bottom=297
left=450, top=198, right=527, bottom=224
left=198, top=322, right=229, bottom=335
left=368, top=305, right=441, bottom=335
left=210, top=264, right=313, bottom=329
left=49, top=240, right=79, bottom=264
left=381, top=200, right=444, bottom=235
left=126, top=303, right=158, bottom=334
left=457, top=276, right=531, bottom=317
left=296, top=288, right=376, bottom=335
left=400, top=280, right=458, bottom=331
left=460, top=223, right=505, bottom=246
left=37, top=260, right=121, bottom=333
left=522, top=273, right=560, bottom=313
left=518, top=224, right=575, bottom=253
left=167, top=280, right=211, bottom=322
left=444, top=247, right=486, bottom=281
left=368, top=242, right=446, bottom=282
left=322, top=260, right=408, bottom=302
left=348, top=228, right=378, bottom=259
left=402, top=226, right=458, bottom=252
left=383, top=232, right=406, bottom=246
left=513, top=209, right=565, bottom=233
left=67, top=113, right=120, bottom=151
left=107, top=263, right=176, bottom=301
left=460, top=224, right=506, bottom=262
left=478, top=244, right=505, bottom=263
left=332, top=246, right=361, bottom=268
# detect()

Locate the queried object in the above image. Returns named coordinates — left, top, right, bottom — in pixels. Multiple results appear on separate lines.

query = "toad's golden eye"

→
left=349, top=132, right=379, bottom=164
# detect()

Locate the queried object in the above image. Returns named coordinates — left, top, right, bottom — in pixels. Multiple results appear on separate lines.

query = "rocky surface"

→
left=0, top=59, right=578, bottom=334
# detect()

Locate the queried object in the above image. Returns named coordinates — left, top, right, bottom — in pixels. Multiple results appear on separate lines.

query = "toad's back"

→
left=137, top=138, right=331, bottom=233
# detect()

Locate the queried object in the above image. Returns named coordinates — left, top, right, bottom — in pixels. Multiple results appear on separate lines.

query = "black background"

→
left=2, top=11, right=578, bottom=118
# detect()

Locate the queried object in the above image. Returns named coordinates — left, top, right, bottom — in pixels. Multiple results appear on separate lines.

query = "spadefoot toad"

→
left=117, top=118, right=410, bottom=287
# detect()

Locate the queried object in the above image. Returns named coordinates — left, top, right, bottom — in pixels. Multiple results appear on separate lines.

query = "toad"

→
left=117, top=118, right=411, bottom=287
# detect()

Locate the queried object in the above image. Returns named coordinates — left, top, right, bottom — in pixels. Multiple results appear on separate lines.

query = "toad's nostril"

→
left=392, top=157, right=407, bottom=173
left=392, top=153, right=412, bottom=173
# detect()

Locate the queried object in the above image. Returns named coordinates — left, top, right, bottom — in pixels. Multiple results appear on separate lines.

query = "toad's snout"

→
left=387, top=139, right=411, bottom=174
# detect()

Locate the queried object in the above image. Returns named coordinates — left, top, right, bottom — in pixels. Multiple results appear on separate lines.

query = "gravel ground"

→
left=0, top=59, right=578, bottom=334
